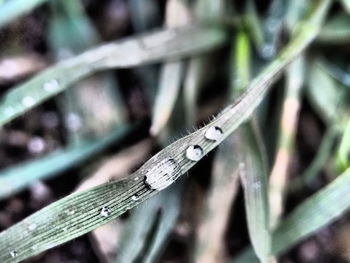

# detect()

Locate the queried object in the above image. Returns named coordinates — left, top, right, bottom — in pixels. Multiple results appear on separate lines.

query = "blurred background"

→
left=0, top=0, right=350, bottom=262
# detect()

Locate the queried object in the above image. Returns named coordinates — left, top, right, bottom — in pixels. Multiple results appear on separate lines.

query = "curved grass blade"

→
left=0, top=125, right=130, bottom=200
left=238, top=124, right=271, bottom=263
left=183, top=0, right=224, bottom=126
left=336, top=117, right=350, bottom=171
left=114, top=192, right=160, bottom=263
left=48, top=0, right=126, bottom=142
left=232, top=167, right=350, bottom=263
left=194, top=134, right=240, bottom=263
left=0, top=2, right=328, bottom=260
left=150, top=0, right=190, bottom=136
left=128, top=0, right=161, bottom=100
left=142, top=183, right=183, bottom=263
left=306, top=60, right=340, bottom=124
left=261, top=0, right=285, bottom=59
left=269, top=55, right=304, bottom=228
left=0, top=0, right=48, bottom=28
left=0, top=25, right=227, bottom=127
left=316, top=14, right=350, bottom=44
left=290, top=126, right=338, bottom=191
left=231, top=28, right=272, bottom=263
left=115, top=183, right=182, bottom=263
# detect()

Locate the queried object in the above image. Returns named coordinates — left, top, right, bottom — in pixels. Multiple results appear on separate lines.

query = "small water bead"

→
left=134, top=176, right=139, bottom=181
left=28, top=223, right=37, bottom=231
left=10, top=251, right=18, bottom=258
left=145, top=159, right=180, bottom=191
left=65, top=112, right=82, bottom=132
left=204, top=126, right=223, bottom=141
left=100, top=206, right=111, bottom=217
left=186, top=145, right=204, bottom=162
left=22, top=96, right=35, bottom=107
left=43, top=79, right=59, bottom=92
left=131, top=194, right=139, bottom=201
left=28, top=136, right=46, bottom=154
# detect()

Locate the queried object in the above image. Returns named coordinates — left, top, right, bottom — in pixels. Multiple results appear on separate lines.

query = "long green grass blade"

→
left=194, top=132, right=240, bottom=263
left=316, top=14, right=350, bottom=44
left=142, top=183, right=183, bottom=263
left=115, top=183, right=182, bottom=263
left=306, top=60, right=340, bottom=124
left=48, top=0, right=126, bottom=141
left=0, top=25, right=226, bottom=127
left=232, top=167, right=350, bottom=263
left=269, top=56, right=304, bottom=228
left=0, top=1, right=328, bottom=260
left=150, top=0, right=190, bottom=136
left=232, top=28, right=271, bottom=263
left=0, top=125, right=130, bottom=200
left=0, top=0, right=48, bottom=28
left=238, top=124, right=271, bottom=263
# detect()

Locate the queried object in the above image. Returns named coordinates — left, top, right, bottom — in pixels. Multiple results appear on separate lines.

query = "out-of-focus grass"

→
left=1, top=0, right=350, bottom=262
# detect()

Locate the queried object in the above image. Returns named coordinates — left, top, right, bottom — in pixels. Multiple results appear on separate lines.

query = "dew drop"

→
left=28, top=136, right=46, bottom=154
left=145, top=159, right=180, bottom=191
left=65, top=112, right=82, bottom=132
left=186, top=145, right=204, bottom=162
left=204, top=126, right=223, bottom=141
left=134, top=176, right=139, bottom=181
left=100, top=206, right=111, bottom=217
left=131, top=194, right=139, bottom=201
left=22, top=96, right=35, bottom=107
left=10, top=250, right=18, bottom=258
left=28, top=223, right=37, bottom=231
left=43, top=79, right=59, bottom=92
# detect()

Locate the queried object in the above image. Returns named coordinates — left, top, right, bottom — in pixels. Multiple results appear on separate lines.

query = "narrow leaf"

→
left=0, top=125, right=130, bottom=200
left=232, top=167, right=350, bottom=263
left=0, top=0, right=48, bottom=28
left=0, top=2, right=328, bottom=260
left=0, top=25, right=226, bottom=126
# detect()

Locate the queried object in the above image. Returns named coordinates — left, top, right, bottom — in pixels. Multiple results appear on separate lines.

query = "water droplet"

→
left=10, top=251, right=18, bottom=258
left=134, top=177, right=139, bottom=181
left=43, top=79, right=59, bottom=92
left=28, top=223, right=37, bottom=231
left=28, top=136, right=46, bottom=154
left=186, top=145, right=204, bottom=161
left=22, top=96, right=35, bottom=107
left=66, top=209, right=75, bottom=215
left=65, top=112, right=82, bottom=132
left=131, top=194, right=139, bottom=201
left=145, top=159, right=180, bottom=191
left=100, top=206, right=111, bottom=217
left=254, top=181, right=262, bottom=189
left=261, top=45, right=275, bottom=59
left=205, top=126, right=223, bottom=141
left=31, top=245, right=38, bottom=250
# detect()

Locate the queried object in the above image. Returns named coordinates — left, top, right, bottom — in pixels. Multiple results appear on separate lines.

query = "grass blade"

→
left=150, top=0, right=190, bottom=135
left=232, top=26, right=272, bottom=262
left=48, top=0, right=126, bottom=141
left=142, top=183, right=183, bottom=263
left=194, top=134, right=240, bottom=263
left=0, top=125, right=130, bottom=200
left=238, top=124, right=271, bottom=263
left=0, top=25, right=226, bottom=126
left=0, top=1, right=328, bottom=260
left=316, top=14, right=350, bottom=44
left=269, top=55, right=304, bottom=228
left=0, top=0, right=48, bottom=28
left=232, top=167, right=350, bottom=263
